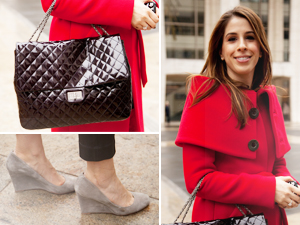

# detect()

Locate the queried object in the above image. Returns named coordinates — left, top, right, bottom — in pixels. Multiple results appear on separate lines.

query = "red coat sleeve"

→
left=272, top=157, right=291, bottom=177
left=182, top=143, right=276, bottom=209
left=41, top=0, right=134, bottom=29
left=272, top=157, right=299, bottom=185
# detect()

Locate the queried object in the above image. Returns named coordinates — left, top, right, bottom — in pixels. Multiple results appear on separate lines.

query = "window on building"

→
left=272, top=77, right=290, bottom=121
left=165, top=0, right=205, bottom=59
left=240, top=0, right=269, bottom=36
left=165, top=75, right=188, bottom=122
left=284, top=0, right=290, bottom=61
left=241, top=0, right=290, bottom=62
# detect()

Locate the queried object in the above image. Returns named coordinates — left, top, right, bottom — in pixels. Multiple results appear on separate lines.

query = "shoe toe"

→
left=132, top=192, right=150, bottom=211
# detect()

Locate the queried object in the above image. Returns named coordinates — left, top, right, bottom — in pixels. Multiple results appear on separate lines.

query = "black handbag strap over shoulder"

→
left=29, top=0, right=109, bottom=42
left=174, top=174, right=254, bottom=224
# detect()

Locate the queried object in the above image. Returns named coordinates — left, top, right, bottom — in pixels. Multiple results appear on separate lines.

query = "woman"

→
left=40, top=0, right=159, bottom=132
left=6, top=134, right=149, bottom=215
left=175, top=6, right=300, bottom=225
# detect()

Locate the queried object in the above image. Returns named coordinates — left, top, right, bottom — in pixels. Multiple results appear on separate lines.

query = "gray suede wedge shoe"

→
left=6, top=152, right=75, bottom=194
left=75, top=174, right=150, bottom=215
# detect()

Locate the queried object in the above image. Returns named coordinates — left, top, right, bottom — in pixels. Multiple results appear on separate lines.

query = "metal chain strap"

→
left=29, top=0, right=109, bottom=42
left=236, top=204, right=247, bottom=217
left=29, top=0, right=57, bottom=41
left=92, top=24, right=109, bottom=36
left=91, top=24, right=102, bottom=37
left=174, top=176, right=206, bottom=223
left=243, top=205, right=254, bottom=215
left=174, top=174, right=254, bottom=223
left=91, top=24, right=110, bottom=38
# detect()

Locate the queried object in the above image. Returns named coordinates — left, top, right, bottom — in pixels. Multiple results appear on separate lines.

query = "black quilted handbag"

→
left=163, top=175, right=268, bottom=225
left=14, top=0, right=132, bottom=129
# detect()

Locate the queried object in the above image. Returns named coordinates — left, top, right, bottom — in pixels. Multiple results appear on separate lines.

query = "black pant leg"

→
left=78, top=134, right=115, bottom=161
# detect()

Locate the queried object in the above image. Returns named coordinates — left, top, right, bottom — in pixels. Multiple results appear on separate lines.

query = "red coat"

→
left=41, top=0, right=158, bottom=132
left=175, top=76, right=292, bottom=225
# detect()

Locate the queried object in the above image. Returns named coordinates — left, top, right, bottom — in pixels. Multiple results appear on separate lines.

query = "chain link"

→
left=29, top=0, right=109, bottom=42
left=29, top=0, right=57, bottom=41
left=91, top=24, right=110, bottom=38
left=174, top=175, right=206, bottom=223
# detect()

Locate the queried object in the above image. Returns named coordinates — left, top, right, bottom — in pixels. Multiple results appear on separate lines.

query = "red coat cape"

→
left=176, top=76, right=292, bottom=224
left=41, top=0, right=158, bottom=132
left=176, top=76, right=290, bottom=159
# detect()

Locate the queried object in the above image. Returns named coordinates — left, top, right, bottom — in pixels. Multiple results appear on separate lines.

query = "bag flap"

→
left=14, top=35, right=130, bottom=92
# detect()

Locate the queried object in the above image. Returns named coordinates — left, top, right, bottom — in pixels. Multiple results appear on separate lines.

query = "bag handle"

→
left=29, top=0, right=109, bottom=42
left=91, top=24, right=109, bottom=37
left=174, top=174, right=253, bottom=223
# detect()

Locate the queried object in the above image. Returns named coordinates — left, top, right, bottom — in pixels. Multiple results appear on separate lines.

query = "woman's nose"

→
left=237, top=39, right=247, bottom=51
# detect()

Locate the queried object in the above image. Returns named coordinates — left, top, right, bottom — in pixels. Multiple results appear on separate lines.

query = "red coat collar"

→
left=255, top=86, right=291, bottom=158
left=176, top=77, right=290, bottom=159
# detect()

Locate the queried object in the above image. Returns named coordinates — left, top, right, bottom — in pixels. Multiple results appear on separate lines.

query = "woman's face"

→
left=220, top=16, right=261, bottom=87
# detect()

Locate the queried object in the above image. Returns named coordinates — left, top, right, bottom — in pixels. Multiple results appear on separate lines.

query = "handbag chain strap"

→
left=29, top=0, right=109, bottom=42
left=235, top=204, right=254, bottom=217
left=174, top=175, right=206, bottom=223
left=91, top=24, right=109, bottom=37
left=174, top=174, right=254, bottom=223
left=29, top=0, right=57, bottom=41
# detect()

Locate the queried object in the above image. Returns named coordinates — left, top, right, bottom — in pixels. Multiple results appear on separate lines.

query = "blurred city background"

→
left=0, top=0, right=159, bottom=132
left=161, top=0, right=300, bottom=224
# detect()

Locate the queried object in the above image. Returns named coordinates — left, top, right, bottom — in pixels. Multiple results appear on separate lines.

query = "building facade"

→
left=161, top=0, right=300, bottom=124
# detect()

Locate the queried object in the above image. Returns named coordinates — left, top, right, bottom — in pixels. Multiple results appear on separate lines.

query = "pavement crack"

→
left=150, top=196, right=159, bottom=200
left=0, top=181, right=11, bottom=193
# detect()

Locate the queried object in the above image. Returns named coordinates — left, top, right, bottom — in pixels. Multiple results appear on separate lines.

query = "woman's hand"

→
left=275, top=176, right=300, bottom=209
left=131, top=0, right=159, bottom=30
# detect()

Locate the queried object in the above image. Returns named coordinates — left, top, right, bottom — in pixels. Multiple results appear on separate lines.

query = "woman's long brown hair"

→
left=189, top=6, right=272, bottom=129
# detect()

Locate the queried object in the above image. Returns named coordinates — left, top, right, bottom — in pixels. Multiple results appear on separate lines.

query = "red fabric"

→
left=41, top=0, right=150, bottom=132
left=175, top=76, right=292, bottom=224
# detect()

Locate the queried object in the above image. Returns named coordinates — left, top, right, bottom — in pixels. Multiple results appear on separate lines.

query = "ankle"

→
left=15, top=151, right=47, bottom=168
left=84, top=173, right=133, bottom=207
left=15, top=149, right=46, bottom=161
left=84, top=170, right=117, bottom=190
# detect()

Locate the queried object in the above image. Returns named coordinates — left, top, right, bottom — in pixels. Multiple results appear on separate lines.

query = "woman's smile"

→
left=235, top=55, right=251, bottom=63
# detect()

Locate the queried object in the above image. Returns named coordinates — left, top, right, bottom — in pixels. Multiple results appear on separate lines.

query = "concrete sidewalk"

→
left=0, top=3, right=159, bottom=132
left=0, top=134, right=159, bottom=225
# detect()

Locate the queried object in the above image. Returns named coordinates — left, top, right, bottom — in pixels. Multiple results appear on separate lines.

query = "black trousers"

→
left=78, top=134, right=115, bottom=161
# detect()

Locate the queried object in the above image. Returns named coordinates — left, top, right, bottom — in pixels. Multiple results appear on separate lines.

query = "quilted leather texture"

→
left=14, top=35, right=132, bottom=129
left=164, top=214, right=268, bottom=225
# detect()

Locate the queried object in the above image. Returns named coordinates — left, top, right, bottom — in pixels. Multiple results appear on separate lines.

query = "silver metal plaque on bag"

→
left=67, top=91, right=84, bottom=102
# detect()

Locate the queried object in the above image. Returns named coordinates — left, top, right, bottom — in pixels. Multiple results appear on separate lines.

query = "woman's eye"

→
left=228, top=37, right=236, bottom=42
left=246, top=36, right=255, bottom=40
